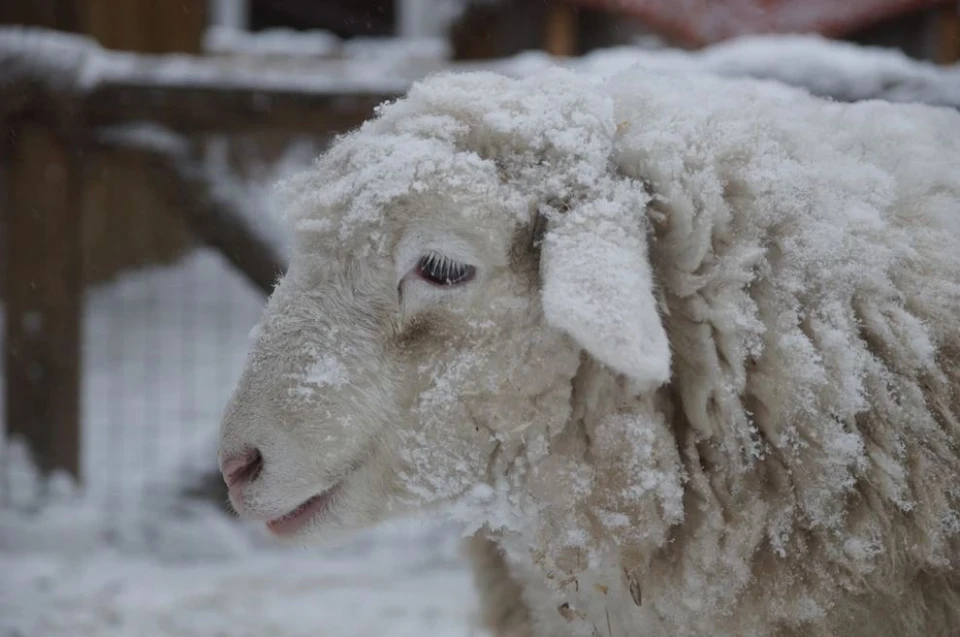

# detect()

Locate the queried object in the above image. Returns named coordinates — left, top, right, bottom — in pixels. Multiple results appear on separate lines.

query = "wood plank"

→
left=0, top=0, right=80, bottom=31
left=80, top=145, right=195, bottom=285
left=90, top=139, right=287, bottom=295
left=544, top=2, right=579, bottom=57
left=2, top=120, right=83, bottom=478
left=145, top=147, right=287, bottom=295
left=0, top=29, right=402, bottom=135
left=81, top=0, right=207, bottom=53
left=83, top=83, right=391, bottom=135
left=934, top=4, right=960, bottom=64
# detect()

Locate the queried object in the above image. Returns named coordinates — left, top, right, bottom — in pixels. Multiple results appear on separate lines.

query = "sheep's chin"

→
left=254, top=452, right=379, bottom=544
left=265, top=485, right=342, bottom=537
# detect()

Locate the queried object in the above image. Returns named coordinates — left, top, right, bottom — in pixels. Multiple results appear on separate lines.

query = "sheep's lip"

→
left=265, top=484, right=341, bottom=536
left=263, top=454, right=367, bottom=536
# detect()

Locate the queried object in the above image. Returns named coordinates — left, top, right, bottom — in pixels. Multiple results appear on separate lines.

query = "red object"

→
left=566, top=0, right=950, bottom=46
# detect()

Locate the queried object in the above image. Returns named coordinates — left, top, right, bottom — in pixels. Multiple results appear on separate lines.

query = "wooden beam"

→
left=0, top=0, right=80, bottom=31
left=81, top=0, right=207, bottom=54
left=83, top=83, right=391, bottom=135
left=0, top=30, right=398, bottom=136
left=90, top=137, right=287, bottom=295
left=148, top=148, right=287, bottom=295
left=2, top=120, right=83, bottom=479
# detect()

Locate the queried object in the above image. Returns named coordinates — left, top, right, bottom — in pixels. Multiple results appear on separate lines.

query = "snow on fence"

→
left=0, top=27, right=403, bottom=522
left=1, top=25, right=957, bottom=523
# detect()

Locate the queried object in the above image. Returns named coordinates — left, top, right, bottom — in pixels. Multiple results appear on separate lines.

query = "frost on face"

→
left=304, top=354, right=348, bottom=389
left=288, top=343, right=350, bottom=400
left=397, top=350, right=491, bottom=505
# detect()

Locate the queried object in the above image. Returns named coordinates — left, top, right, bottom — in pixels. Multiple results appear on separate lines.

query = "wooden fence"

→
left=0, top=29, right=402, bottom=478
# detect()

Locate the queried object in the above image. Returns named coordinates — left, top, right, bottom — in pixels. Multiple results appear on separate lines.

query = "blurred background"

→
left=1, top=1, right=958, bottom=636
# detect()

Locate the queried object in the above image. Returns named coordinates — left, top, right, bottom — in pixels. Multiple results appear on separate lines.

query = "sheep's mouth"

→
left=264, top=454, right=366, bottom=537
left=266, top=483, right=342, bottom=536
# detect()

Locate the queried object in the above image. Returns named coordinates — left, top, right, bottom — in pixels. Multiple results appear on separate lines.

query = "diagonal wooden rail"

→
left=91, top=130, right=288, bottom=296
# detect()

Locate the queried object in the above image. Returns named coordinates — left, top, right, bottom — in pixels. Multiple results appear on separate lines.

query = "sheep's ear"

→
left=538, top=201, right=671, bottom=389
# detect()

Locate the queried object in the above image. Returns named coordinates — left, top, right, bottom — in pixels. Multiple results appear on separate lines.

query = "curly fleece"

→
left=263, top=66, right=960, bottom=637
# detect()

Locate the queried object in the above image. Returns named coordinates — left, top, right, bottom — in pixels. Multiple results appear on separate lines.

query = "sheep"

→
left=563, top=34, right=960, bottom=111
left=217, top=65, right=960, bottom=637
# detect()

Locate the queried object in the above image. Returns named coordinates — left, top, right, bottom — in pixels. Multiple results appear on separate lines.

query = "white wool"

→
left=222, top=65, right=960, bottom=637
left=515, top=34, right=960, bottom=111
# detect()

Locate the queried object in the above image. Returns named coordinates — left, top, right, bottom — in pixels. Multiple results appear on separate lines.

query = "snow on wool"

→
left=219, top=66, right=960, bottom=637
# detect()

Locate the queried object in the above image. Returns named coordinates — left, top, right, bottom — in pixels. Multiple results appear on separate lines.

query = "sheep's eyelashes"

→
left=416, top=252, right=476, bottom=287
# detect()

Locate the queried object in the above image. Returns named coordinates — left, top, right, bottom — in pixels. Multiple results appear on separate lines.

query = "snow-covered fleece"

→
left=230, top=65, right=960, bottom=637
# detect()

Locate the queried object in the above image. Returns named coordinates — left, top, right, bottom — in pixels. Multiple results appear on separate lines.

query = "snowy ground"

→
left=1, top=249, right=481, bottom=637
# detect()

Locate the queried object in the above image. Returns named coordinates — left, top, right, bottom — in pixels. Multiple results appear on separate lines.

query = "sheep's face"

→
left=218, top=69, right=672, bottom=544
left=218, top=151, right=582, bottom=544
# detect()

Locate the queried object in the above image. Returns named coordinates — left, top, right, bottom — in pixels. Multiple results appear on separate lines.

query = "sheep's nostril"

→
left=221, top=449, right=263, bottom=488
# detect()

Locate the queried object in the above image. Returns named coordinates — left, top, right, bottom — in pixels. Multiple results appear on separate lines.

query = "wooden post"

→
left=934, top=3, right=960, bottom=64
left=2, top=121, right=83, bottom=479
left=544, top=1, right=578, bottom=57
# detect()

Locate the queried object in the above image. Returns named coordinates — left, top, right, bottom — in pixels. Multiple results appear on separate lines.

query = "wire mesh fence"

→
left=2, top=246, right=263, bottom=515
left=0, top=134, right=321, bottom=534
left=89, top=247, right=264, bottom=513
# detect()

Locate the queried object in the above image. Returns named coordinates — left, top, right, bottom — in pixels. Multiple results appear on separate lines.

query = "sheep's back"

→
left=605, top=69, right=960, bottom=636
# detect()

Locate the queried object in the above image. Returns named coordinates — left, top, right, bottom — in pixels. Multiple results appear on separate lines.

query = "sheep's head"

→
left=218, top=69, right=672, bottom=544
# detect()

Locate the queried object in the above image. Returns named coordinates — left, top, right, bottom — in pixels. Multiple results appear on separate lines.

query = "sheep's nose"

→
left=220, top=448, right=263, bottom=488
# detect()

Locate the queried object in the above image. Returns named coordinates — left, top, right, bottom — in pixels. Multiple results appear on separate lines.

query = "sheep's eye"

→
left=416, top=252, right=476, bottom=286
